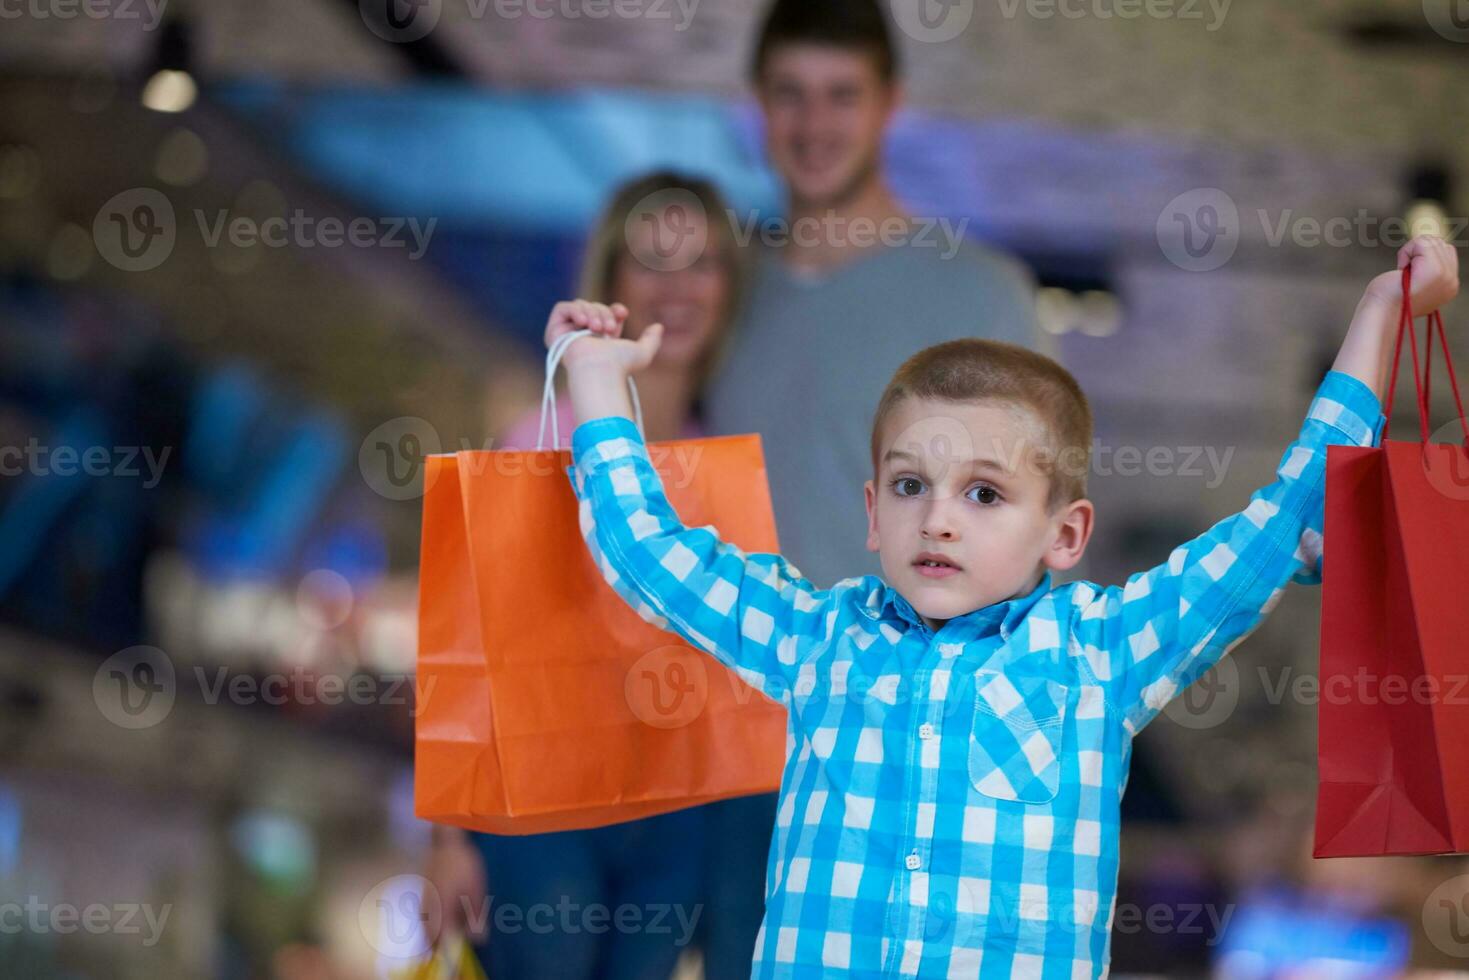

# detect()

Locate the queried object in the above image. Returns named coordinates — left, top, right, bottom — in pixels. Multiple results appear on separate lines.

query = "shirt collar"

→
left=861, top=571, right=1054, bottom=643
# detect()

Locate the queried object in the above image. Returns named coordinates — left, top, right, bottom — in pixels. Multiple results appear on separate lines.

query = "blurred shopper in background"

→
left=428, top=170, right=772, bottom=979
left=705, top=0, right=1049, bottom=589
left=503, top=171, right=745, bottom=449
left=691, top=5, right=1050, bottom=974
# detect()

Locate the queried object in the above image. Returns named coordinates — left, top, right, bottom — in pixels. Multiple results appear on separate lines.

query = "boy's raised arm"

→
left=1069, top=236, right=1457, bottom=734
left=548, top=301, right=832, bottom=704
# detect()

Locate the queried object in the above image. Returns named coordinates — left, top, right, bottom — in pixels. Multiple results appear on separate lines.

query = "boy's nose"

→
left=920, top=507, right=959, bottom=541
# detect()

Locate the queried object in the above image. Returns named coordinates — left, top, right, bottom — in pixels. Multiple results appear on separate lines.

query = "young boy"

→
left=544, top=236, right=1458, bottom=979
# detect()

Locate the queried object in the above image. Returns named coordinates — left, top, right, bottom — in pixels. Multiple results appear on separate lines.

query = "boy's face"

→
left=864, top=397, right=1094, bottom=631
left=756, top=44, right=899, bottom=211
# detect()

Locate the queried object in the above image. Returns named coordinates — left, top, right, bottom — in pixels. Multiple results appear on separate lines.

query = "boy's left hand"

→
left=1365, top=234, right=1460, bottom=315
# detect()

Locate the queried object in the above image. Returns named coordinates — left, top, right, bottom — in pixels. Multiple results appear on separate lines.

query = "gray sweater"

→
left=704, top=239, right=1046, bottom=588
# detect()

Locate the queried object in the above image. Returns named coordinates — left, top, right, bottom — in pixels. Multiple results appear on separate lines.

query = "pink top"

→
left=499, top=400, right=705, bottom=451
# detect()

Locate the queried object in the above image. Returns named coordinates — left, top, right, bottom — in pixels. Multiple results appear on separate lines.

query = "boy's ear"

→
left=864, top=479, right=880, bottom=553
left=1043, top=498, right=1094, bottom=573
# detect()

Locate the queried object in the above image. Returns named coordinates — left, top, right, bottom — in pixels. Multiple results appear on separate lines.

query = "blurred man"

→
left=705, top=0, right=1046, bottom=589
left=693, top=3, right=1045, bottom=977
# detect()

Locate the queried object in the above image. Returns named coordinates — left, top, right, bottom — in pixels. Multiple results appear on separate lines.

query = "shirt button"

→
left=905, top=853, right=921, bottom=871
left=918, top=723, right=935, bottom=740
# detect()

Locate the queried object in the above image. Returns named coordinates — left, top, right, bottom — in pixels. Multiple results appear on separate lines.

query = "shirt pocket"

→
left=968, top=670, right=1069, bottom=804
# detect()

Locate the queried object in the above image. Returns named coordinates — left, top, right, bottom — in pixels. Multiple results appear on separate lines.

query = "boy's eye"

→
left=969, top=485, right=1001, bottom=506
left=892, top=477, right=923, bottom=497
left=889, top=478, right=1002, bottom=506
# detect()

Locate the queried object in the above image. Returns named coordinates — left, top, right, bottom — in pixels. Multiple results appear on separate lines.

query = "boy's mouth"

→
left=913, top=552, right=963, bottom=578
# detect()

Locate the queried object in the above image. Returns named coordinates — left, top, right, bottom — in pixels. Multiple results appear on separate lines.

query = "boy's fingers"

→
left=1399, top=238, right=1421, bottom=270
left=639, top=322, right=664, bottom=358
left=585, top=303, right=607, bottom=333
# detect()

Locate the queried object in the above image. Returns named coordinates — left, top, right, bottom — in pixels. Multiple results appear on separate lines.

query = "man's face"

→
left=865, top=397, right=1090, bottom=631
left=756, top=44, right=898, bottom=210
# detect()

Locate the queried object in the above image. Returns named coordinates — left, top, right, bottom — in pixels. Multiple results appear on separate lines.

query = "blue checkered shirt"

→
left=565, top=371, right=1383, bottom=979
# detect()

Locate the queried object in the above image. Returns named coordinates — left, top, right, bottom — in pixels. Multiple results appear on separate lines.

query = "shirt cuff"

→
left=566, top=416, right=649, bottom=494
left=1308, top=370, right=1385, bottom=447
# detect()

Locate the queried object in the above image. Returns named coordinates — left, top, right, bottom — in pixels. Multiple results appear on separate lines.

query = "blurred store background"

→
left=4, top=0, right=1469, bottom=977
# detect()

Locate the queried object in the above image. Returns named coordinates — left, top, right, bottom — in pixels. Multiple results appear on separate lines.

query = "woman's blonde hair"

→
left=576, top=171, right=748, bottom=412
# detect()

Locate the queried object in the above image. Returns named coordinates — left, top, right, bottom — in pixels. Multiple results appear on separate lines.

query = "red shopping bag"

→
left=416, top=338, right=788, bottom=835
left=1316, top=268, right=1469, bottom=857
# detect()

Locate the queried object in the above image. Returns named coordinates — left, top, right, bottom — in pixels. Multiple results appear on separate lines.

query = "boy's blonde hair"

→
left=869, top=339, right=1093, bottom=513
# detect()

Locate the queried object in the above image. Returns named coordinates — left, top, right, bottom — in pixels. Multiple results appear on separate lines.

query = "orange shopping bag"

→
left=415, top=336, right=788, bottom=835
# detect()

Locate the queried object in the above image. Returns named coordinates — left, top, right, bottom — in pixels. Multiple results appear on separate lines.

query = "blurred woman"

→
left=429, top=171, right=776, bottom=980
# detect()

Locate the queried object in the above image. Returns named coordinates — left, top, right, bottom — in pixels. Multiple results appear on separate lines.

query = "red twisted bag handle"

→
left=1382, top=264, right=1468, bottom=447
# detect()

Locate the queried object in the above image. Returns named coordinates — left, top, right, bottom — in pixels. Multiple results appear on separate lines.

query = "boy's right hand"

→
left=544, top=299, right=664, bottom=375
